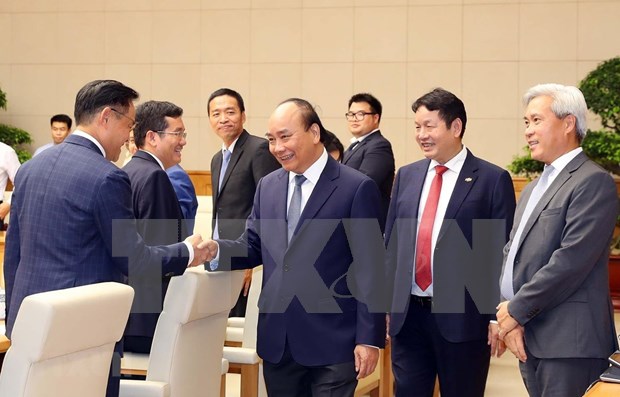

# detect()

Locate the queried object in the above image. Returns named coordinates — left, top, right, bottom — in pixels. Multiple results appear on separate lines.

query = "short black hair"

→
left=74, top=80, right=139, bottom=126
left=133, top=101, right=184, bottom=149
left=411, top=88, right=467, bottom=138
left=50, top=114, right=72, bottom=129
left=323, top=130, right=344, bottom=162
left=278, top=98, right=328, bottom=143
left=207, top=88, right=245, bottom=114
left=348, top=93, right=383, bottom=121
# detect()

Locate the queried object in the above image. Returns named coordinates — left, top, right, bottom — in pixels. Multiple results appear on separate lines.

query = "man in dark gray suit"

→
left=343, top=93, right=395, bottom=222
left=497, top=83, right=619, bottom=397
left=4, top=80, right=207, bottom=397
left=208, top=88, right=280, bottom=316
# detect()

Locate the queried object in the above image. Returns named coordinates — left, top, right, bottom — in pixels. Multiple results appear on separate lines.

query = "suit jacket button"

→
left=283, top=266, right=289, bottom=272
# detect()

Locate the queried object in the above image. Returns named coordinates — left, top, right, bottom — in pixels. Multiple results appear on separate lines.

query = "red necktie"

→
left=415, top=165, right=448, bottom=291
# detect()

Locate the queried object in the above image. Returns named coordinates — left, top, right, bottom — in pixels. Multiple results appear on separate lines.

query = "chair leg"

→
left=240, top=363, right=259, bottom=397
left=433, top=377, right=440, bottom=397
left=220, top=374, right=226, bottom=397
left=379, top=343, right=395, bottom=397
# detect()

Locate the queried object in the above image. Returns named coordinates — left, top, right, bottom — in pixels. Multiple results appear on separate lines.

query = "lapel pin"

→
left=464, top=177, right=473, bottom=183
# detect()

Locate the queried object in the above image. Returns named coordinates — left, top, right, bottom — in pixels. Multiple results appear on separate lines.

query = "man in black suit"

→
left=208, top=88, right=281, bottom=316
left=123, top=100, right=190, bottom=353
left=343, top=93, right=395, bottom=222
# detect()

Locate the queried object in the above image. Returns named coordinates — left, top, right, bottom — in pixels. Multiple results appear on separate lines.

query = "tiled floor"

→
left=225, top=313, right=620, bottom=397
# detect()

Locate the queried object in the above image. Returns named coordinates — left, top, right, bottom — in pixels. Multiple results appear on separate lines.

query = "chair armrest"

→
left=227, top=317, right=245, bottom=328
left=223, top=346, right=260, bottom=364
left=119, top=380, right=170, bottom=397
left=222, top=358, right=229, bottom=374
left=226, top=327, right=243, bottom=343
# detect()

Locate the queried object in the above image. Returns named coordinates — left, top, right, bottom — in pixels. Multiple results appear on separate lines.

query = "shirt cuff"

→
left=183, top=241, right=194, bottom=267
left=209, top=241, right=221, bottom=271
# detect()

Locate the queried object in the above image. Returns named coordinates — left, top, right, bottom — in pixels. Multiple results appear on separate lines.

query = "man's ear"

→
left=310, top=123, right=321, bottom=143
left=451, top=118, right=463, bottom=138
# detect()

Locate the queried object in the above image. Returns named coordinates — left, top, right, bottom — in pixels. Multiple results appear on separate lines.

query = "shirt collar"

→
left=72, top=130, right=106, bottom=158
left=549, top=147, right=583, bottom=174
left=222, top=135, right=240, bottom=154
left=288, top=148, right=328, bottom=186
left=427, top=145, right=468, bottom=174
left=350, top=128, right=379, bottom=144
left=139, top=149, right=164, bottom=170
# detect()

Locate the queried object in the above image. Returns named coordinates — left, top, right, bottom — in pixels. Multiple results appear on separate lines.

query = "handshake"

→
left=185, top=234, right=219, bottom=267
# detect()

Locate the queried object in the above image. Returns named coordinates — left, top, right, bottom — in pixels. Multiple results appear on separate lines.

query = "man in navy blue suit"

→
left=4, top=80, right=207, bottom=397
left=385, top=88, right=516, bottom=397
left=205, top=98, right=386, bottom=396
left=343, top=93, right=395, bottom=223
left=123, top=100, right=191, bottom=354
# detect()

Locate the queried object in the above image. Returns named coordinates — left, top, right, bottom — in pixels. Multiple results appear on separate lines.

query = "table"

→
left=584, top=381, right=620, bottom=396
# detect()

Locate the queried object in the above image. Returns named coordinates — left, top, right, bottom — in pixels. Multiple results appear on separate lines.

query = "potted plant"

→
left=0, top=86, right=32, bottom=163
left=508, top=57, right=620, bottom=308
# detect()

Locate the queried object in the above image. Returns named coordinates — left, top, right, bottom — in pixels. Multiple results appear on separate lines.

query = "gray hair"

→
left=523, top=83, right=588, bottom=142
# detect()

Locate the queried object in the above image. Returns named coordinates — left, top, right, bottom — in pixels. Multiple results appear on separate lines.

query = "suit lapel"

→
left=218, top=131, right=249, bottom=196
left=518, top=152, right=586, bottom=245
left=443, top=151, right=478, bottom=221
left=342, top=130, right=381, bottom=164
left=212, top=151, right=222, bottom=196
left=288, top=158, right=339, bottom=247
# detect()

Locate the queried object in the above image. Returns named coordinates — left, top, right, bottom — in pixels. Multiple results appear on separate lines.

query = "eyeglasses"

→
left=110, top=108, right=137, bottom=130
left=156, top=131, right=188, bottom=139
left=345, top=111, right=377, bottom=121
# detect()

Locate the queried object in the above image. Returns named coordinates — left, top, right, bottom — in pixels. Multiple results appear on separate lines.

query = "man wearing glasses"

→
left=122, top=100, right=191, bottom=354
left=343, top=93, right=395, bottom=222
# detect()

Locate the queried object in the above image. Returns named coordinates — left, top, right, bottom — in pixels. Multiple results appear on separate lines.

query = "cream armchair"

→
left=0, top=282, right=134, bottom=397
left=120, top=268, right=244, bottom=397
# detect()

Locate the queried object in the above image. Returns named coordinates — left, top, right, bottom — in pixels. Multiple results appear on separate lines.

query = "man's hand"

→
left=197, top=239, right=219, bottom=262
left=496, top=301, right=519, bottom=338
left=488, top=321, right=506, bottom=358
left=185, top=234, right=206, bottom=267
left=354, top=345, right=379, bottom=380
left=242, top=269, right=252, bottom=296
left=503, top=325, right=527, bottom=362
left=0, top=202, right=10, bottom=220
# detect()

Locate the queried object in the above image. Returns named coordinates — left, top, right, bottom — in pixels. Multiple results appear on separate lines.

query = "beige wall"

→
left=1, top=0, right=619, bottom=171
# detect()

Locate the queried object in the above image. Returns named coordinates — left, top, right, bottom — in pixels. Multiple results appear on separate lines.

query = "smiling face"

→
left=523, top=95, right=579, bottom=165
left=149, top=116, right=186, bottom=169
left=414, top=105, right=463, bottom=164
left=266, top=102, right=322, bottom=174
left=208, top=95, right=246, bottom=147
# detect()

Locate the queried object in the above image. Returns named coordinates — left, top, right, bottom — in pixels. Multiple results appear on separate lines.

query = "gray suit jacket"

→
left=503, top=151, right=619, bottom=359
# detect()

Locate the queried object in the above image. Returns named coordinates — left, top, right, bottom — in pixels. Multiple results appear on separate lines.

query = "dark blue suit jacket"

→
left=4, top=134, right=190, bottom=338
left=386, top=150, right=515, bottom=343
left=342, top=130, right=395, bottom=222
left=218, top=157, right=386, bottom=366
left=123, top=151, right=189, bottom=339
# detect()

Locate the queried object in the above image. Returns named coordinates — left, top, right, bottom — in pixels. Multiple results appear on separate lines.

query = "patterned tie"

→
left=287, top=174, right=307, bottom=243
left=500, top=165, right=554, bottom=299
left=415, top=165, right=448, bottom=291
left=218, top=149, right=231, bottom=193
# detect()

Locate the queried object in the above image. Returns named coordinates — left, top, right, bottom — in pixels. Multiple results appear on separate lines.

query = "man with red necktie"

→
left=385, top=88, right=516, bottom=397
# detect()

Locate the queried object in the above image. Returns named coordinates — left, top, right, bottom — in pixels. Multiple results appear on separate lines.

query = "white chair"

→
left=0, top=282, right=134, bottom=397
left=223, top=265, right=266, bottom=397
left=120, top=268, right=244, bottom=397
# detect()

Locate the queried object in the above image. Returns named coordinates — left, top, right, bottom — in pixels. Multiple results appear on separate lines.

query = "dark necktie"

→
left=347, top=140, right=360, bottom=152
left=287, top=174, right=307, bottom=243
left=415, top=165, right=448, bottom=291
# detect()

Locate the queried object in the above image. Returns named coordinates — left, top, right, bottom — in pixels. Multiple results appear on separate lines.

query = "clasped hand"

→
left=184, top=235, right=219, bottom=266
